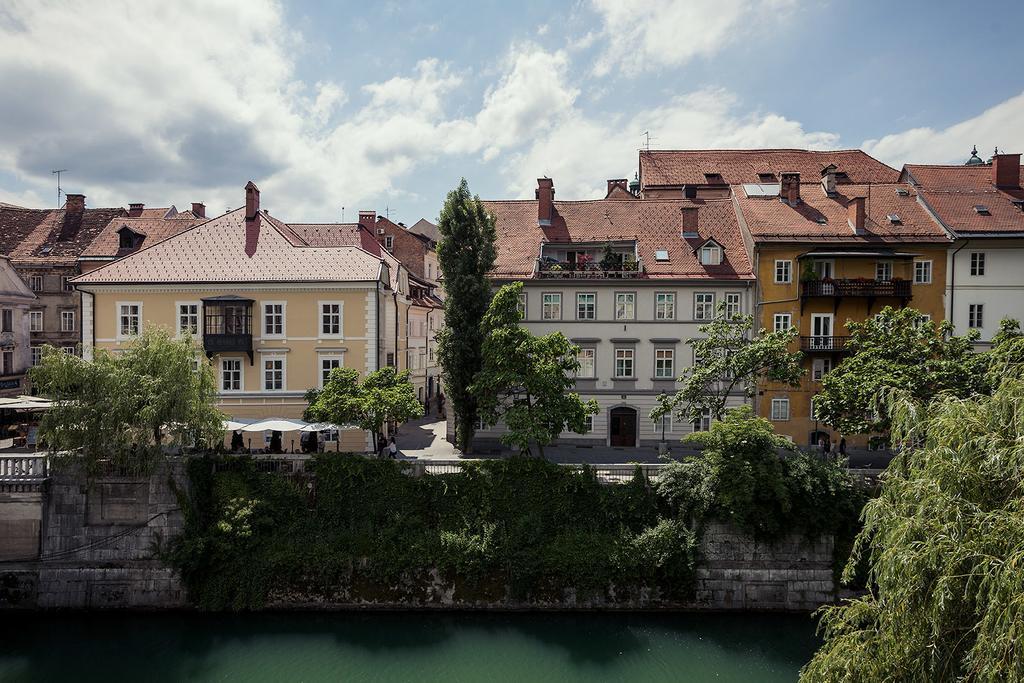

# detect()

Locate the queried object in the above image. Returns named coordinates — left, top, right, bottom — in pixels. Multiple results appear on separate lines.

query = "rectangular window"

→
left=517, top=293, right=527, bottom=320
left=61, top=346, right=76, bottom=356
left=542, top=293, right=562, bottom=320
left=178, top=303, right=199, bottom=336
left=654, top=414, right=673, bottom=433
left=320, top=356, right=342, bottom=387
left=263, top=357, right=284, bottom=391
left=725, top=293, right=741, bottom=318
left=60, top=310, right=75, bottom=332
left=263, top=302, right=285, bottom=336
left=615, top=292, right=635, bottom=320
left=61, top=276, right=73, bottom=292
left=914, top=260, right=933, bottom=284
left=118, top=303, right=141, bottom=338
left=655, top=292, right=675, bottom=320
left=969, top=304, right=984, bottom=329
left=614, top=348, right=634, bottom=378
left=582, top=414, right=593, bottom=434
left=576, top=293, right=595, bottom=320
left=30, top=346, right=41, bottom=366
left=774, top=260, right=792, bottom=283
left=577, top=348, right=596, bottom=378
left=384, top=235, right=394, bottom=251
left=694, top=293, right=714, bottom=320
left=221, top=358, right=242, bottom=392
left=29, top=311, right=43, bottom=332
left=812, top=357, right=832, bottom=381
left=970, top=252, right=985, bottom=276
left=0, top=309, right=11, bottom=333
left=654, top=348, right=675, bottom=379
left=700, top=244, right=721, bottom=266
left=773, top=313, right=792, bottom=333
left=2, top=351, right=12, bottom=375
left=28, top=275, right=43, bottom=292
left=770, top=397, right=790, bottom=421
left=692, top=408, right=712, bottom=433
left=875, top=261, right=893, bottom=282
left=320, top=302, right=342, bottom=336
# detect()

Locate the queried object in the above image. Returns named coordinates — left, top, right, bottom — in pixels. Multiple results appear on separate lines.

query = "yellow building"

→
left=72, top=182, right=412, bottom=452
left=736, top=171, right=950, bottom=447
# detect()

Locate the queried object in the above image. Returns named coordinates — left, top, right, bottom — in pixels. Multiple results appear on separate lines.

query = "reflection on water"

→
left=0, top=611, right=819, bottom=682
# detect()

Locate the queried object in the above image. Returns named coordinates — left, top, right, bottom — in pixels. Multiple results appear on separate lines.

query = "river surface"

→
left=0, top=611, right=818, bottom=682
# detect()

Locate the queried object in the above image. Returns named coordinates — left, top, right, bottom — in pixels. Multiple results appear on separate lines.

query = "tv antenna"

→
left=641, top=131, right=656, bottom=151
left=341, top=206, right=345, bottom=222
left=51, top=169, right=68, bottom=208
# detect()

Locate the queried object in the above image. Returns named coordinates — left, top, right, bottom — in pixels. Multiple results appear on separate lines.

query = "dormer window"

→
left=704, top=173, right=724, bottom=184
left=757, top=173, right=776, bottom=183
left=699, top=242, right=722, bottom=266
left=974, top=204, right=991, bottom=215
left=118, top=227, right=143, bottom=249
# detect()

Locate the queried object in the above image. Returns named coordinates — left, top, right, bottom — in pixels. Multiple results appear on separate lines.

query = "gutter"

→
left=949, top=239, right=968, bottom=328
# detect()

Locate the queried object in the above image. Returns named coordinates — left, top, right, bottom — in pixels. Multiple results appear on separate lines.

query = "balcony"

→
left=800, top=336, right=850, bottom=353
left=202, top=296, right=254, bottom=363
left=800, top=278, right=911, bottom=314
left=536, top=258, right=645, bottom=279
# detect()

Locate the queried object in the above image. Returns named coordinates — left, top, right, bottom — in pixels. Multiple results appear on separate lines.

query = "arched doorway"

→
left=609, top=406, right=638, bottom=447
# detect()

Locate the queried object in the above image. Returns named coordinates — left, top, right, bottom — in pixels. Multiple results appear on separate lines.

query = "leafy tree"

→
left=471, top=283, right=598, bottom=457
left=304, top=365, right=422, bottom=450
left=29, top=328, right=222, bottom=474
left=436, top=178, right=497, bottom=453
left=651, top=302, right=803, bottom=427
left=814, top=306, right=986, bottom=435
left=802, top=379, right=1024, bottom=681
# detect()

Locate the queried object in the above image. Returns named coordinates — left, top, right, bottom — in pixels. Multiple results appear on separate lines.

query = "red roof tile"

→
left=0, top=205, right=128, bottom=266
left=82, top=215, right=205, bottom=259
left=904, top=164, right=1024, bottom=235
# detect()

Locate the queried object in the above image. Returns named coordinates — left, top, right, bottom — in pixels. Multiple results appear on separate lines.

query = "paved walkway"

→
left=394, top=416, right=459, bottom=460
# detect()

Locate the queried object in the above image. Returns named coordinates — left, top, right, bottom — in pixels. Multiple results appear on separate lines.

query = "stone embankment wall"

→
left=0, top=464, right=834, bottom=611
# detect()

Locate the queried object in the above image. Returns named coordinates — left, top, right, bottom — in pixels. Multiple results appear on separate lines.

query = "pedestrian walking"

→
left=388, top=436, right=398, bottom=459
left=839, top=437, right=847, bottom=457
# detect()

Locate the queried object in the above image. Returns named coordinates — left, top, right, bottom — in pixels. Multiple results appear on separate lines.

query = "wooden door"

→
left=610, top=407, right=637, bottom=447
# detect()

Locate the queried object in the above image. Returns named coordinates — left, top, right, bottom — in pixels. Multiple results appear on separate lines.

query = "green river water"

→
left=0, top=612, right=818, bottom=682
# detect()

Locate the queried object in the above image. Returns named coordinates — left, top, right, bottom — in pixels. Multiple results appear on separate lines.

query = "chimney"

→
left=820, top=164, right=837, bottom=196
left=992, top=153, right=1022, bottom=189
left=63, top=193, right=85, bottom=214
left=358, top=211, right=377, bottom=230
left=680, top=206, right=699, bottom=236
left=606, top=178, right=628, bottom=197
left=244, top=181, right=260, bottom=223
left=536, top=178, right=554, bottom=227
left=191, top=202, right=206, bottom=218
left=780, top=172, right=801, bottom=206
left=848, top=196, right=866, bottom=235
left=128, top=202, right=144, bottom=217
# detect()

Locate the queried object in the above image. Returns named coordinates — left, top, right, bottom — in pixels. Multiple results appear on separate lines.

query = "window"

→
left=914, top=260, right=933, bottom=284
left=320, top=302, right=342, bottom=336
left=61, top=346, right=76, bottom=356
left=582, top=414, right=593, bottom=433
left=542, top=293, right=562, bottom=320
left=29, top=311, right=43, bottom=332
left=774, top=260, right=792, bottom=283
left=773, top=313, right=792, bottom=333
left=118, top=302, right=141, bottom=338
left=692, top=408, right=712, bottom=432
left=970, top=252, right=985, bottom=276
left=61, top=276, right=73, bottom=292
left=812, top=357, right=832, bottom=381
left=0, top=309, right=11, bottom=333
left=28, top=275, right=43, bottom=292
left=654, top=348, right=674, bottom=379
left=614, top=348, right=634, bottom=378
left=221, top=358, right=242, bottom=392
left=577, top=348, right=596, bottom=378
left=427, top=263, right=432, bottom=279
left=654, top=414, right=673, bottom=434
left=30, top=346, right=41, bottom=366
left=770, top=398, right=790, bottom=421
left=725, top=293, right=741, bottom=318
left=263, top=357, right=284, bottom=391
left=60, top=310, right=75, bottom=332
left=263, top=302, right=285, bottom=337
left=875, top=261, right=892, bottom=282
left=384, top=235, right=394, bottom=251
left=615, top=292, right=635, bottom=320
left=576, top=293, right=595, bottom=320
left=969, top=304, right=984, bottom=329
left=694, top=293, right=714, bottom=320
left=655, top=292, right=675, bottom=320
left=2, top=351, right=12, bottom=375
left=699, top=243, right=722, bottom=266
left=517, top=292, right=527, bottom=319
left=177, top=303, right=199, bottom=336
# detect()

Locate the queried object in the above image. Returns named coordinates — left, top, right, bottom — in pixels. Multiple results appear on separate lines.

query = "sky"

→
left=0, top=0, right=1022, bottom=224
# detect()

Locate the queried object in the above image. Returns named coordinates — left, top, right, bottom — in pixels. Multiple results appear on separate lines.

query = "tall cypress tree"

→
left=436, top=178, right=497, bottom=453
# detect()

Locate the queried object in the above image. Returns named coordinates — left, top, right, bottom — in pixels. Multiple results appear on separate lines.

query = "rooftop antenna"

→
left=385, top=205, right=391, bottom=220
left=641, top=131, right=655, bottom=151
left=341, top=206, right=345, bottom=222
left=51, top=169, right=68, bottom=208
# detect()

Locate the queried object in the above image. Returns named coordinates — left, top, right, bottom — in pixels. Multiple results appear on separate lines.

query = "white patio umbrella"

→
left=300, top=422, right=360, bottom=432
left=0, top=396, right=53, bottom=410
left=222, top=417, right=255, bottom=431
left=240, top=418, right=309, bottom=433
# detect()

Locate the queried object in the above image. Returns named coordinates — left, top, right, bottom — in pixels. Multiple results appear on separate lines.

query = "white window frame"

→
left=725, top=292, right=742, bottom=318
left=262, top=355, right=286, bottom=392
left=29, top=310, right=43, bottom=332
left=692, top=408, right=712, bottom=433
left=614, top=348, right=635, bottom=378
left=875, top=261, right=893, bottom=282
left=576, top=292, right=596, bottom=320
left=221, top=357, right=243, bottom=392
left=773, top=313, right=792, bottom=333
left=542, top=292, right=562, bottom=320
left=770, top=397, right=790, bottom=421
left=517, top=292, right=527, bottom=320
left=699, top=244, right=722, bottom=266
left=774, top=260, right=792, bottom=284
left=61, top=276, right=73, bottom=292
left=655, top=292, right=676, bottom=320
left=384, top=235, right=394, bottom=251
left=60, top=309, right=75, bottom=332
left=969, top=303, right=984, bottom=329
left=30, top=346, right=42, bottom=366
left=319, top=301, right=344, bottom=338
left=812, top=357, right=832, bottom=382
left=582, top=414, right=594, bottom=434
left=116, top=301, right=143, bottom=339
left=615, top=292, right=636, bottom=320
left=319, top=354, right=344, bottom=388
left=176, top=301, right=200, bottom=338
left=28, top=275, right=43, bottom=292
left=61, top=346, right=76, bottom=356
left=262, top=301, right=286, bottom=338
left=694, top=292, right=714, bottom=320
left=654, top=348, right=675, bottom=379
left=914, top=260, right=933, bottom=284
left=970, top=252, right=985, bottom=277
left=577, top=347, right=596, bottom=379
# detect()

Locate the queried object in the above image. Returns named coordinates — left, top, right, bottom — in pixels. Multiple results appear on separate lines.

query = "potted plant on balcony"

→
left=576, top=252, right=593, bottom=271
left=800, top=261, right=819, bottom=282
left=599, top=242, right=621, bottom=274
left=623, top=256, right=638, bottom=272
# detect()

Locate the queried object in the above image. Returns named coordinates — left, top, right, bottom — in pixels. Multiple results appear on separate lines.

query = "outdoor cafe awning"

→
left=222, top=417, right=361, bottom=433
left=0, top=396, right=53, bottom=410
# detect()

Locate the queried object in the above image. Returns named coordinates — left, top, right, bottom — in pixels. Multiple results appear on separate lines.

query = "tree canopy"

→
left=471, top=282, right=598, bottom=456
left=304, top=365, right=422, bottom=449
left=435, top=178, right=497, bottom=453
left=814, top=306, right=986, bottom=435
left=29, top=329, right=222, bottom=474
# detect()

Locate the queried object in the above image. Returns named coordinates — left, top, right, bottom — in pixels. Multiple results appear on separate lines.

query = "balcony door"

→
left=811, top=314, right=834, bottom=350
left=814, top=260, right=835, bottom=295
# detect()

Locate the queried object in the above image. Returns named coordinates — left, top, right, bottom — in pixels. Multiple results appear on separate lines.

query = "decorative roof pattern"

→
left=82, top=215, right=205, bottom=258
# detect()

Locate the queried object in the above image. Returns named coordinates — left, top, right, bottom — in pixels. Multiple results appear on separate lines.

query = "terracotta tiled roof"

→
left=0, top=205, right=128, bottom=266
left=483, top=197, right=753, bottom=280
left=72, top=208, right=385, bottom=285
left=136, top=207, right=176, bottom=220
left=640, top=149, right=899, bottom=188
left=82, top=215, right=205, bottom=259
left=736, top=183, right=949, bottom=244
left=904, top=164, right=1024, bottom=235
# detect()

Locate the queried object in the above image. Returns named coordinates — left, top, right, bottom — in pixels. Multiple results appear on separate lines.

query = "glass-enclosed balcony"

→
left=202, top=295, right=253, bottom=362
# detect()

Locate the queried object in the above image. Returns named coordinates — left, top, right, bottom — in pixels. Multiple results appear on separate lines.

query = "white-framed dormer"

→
left=261, top=300, right=287, bottom=339
left=696, top=238, right=723, bottom=266
left=175, top=300, right=201, bottom=339
left=318, top=300, right=344, bottom=339
left=115, top=301, right=143, bottom=341
left=220, top=356, right=244, bottom=393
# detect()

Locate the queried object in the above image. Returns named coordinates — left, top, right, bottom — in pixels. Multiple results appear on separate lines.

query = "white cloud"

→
left=862, top=91, right=1024, bottom=167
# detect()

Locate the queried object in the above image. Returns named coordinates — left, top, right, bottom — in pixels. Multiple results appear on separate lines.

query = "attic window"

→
left=654, top=250, right=669, bottom=261
left=974, top=205, right=991, bottom=215
left=40, top=246, right=52, bottom=255
left=894, top=188, right=910, bottom=197
left=815, top=217, right=828, bottom=225
left=757, top=173, right=776, bottom=183
left=703, top=173, right=724, bottom=184
left=699, top=243, right=722, bottom=266
left=1012, top=199, right=1024, bottom=212
left=887, top=213, right=902, bottom=224
left=118, top=227, right=143, bottom=249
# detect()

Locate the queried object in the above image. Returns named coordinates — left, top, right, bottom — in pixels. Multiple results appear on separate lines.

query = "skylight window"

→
left=743, top=183, right=781, bottom=198
left=654, top=250, right=669, bottom=261
left=974, top=205, right=991, bottom=215
left=887, top=213, right=902, bottom=224
left=815, top=217, right=828, bottom=225
left=894, top=188, right=910, bottom=196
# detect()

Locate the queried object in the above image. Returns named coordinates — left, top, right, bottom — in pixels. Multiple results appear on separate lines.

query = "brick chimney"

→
left=681, top=206, right=699, bottom=235
left=820, top=164, right=837, bottom=196
left=848, top=196, right=866, bottom=235
left=992, top=153, right=1022, bottom=189
left=191, top=202, right=206, bottom=218
left=65, top=194, right=85, bottom=214
left=606, top=178, right=628, bottom=196
left=536, top=178, right=554, bottom=227
left=128, top=202, right=144, bottom=217
left=244, top=181, right=260, bottom=223
left=780, top=172, right=801, bottom=206
left=358, top=211, right=377, bottom=231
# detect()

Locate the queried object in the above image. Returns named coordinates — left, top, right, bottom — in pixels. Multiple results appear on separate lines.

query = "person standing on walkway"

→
left=388, top=436, right=398, bottom=459
left=377, top=435, right=387, bottom=458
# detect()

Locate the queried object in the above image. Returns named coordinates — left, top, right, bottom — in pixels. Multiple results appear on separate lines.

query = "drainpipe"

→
left=374, top=286, right=380, bottom=371
left=949, top=239, right=969, bottom=335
